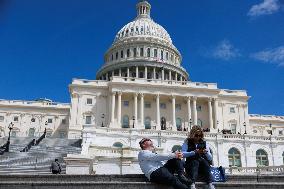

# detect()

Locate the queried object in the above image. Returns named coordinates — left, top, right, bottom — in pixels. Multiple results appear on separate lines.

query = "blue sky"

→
left=0, top=0, right=283, bottom=115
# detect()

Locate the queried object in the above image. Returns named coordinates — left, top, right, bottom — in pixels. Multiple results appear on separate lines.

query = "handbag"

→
left=210, top=166, right=227, bottom=182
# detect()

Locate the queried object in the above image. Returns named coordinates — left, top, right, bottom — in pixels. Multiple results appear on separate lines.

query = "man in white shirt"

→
left=138, top=138, right=192, bottom=189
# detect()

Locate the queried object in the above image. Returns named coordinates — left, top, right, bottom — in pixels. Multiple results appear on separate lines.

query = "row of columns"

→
left=110, top=92, right=218, bottom=131
left=101, top=66, right=186, bottom=82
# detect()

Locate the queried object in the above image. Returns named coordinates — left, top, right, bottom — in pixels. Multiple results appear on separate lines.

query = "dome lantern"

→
left=136, top=0, right=151, bottom=19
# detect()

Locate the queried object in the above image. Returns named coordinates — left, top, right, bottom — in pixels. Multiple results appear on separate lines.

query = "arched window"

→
left=145, top=117, right=151, bottom=129
left=172, top=145, right=182, bottom=152
left=161, top=50, right=164, bottom=60
left=228, top=148, right=242, bottom=167
left=113, top=142, right=123, bottom=148
left=256, top=149, right=269, bottom=166
left=154, top=49, right=158, bottom=57
left=28, top=128, right=35, bottom=137
left=176, top=118, right=182, bottom=131
left=122, top=115, right=129, bottom=128
left=140, top=48, right=144, bottom=57
left=197, top=119, right=203, bottom=127
left=121, top=50, right=124, bottom=58
left=127, top=49, right=130, bottom=58
left=133, top=48, right=137, bottom=57
left=147, top=48, right=151, bottom=57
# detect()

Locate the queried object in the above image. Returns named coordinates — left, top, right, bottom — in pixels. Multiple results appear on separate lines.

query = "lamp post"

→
left=189, top=118, right=192, bottom=131
left=216, top=120, right=219, bottom=133
left=243, top=122, right=247, bottom=135
left=5, top=122, right=14, bottom=152
left=132, top=116, right=135, bottom=128
left=101, top=114, right=105, bottom=127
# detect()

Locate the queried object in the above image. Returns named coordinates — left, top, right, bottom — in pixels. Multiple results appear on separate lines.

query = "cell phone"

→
left=197, top=142, right=206, bottom=150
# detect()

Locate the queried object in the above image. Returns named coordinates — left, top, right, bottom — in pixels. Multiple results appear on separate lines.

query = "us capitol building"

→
left=0, top=1, right=284, bottom=175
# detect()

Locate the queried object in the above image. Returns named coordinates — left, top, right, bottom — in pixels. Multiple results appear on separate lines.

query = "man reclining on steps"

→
left=138, top=138, right=192, bottom=189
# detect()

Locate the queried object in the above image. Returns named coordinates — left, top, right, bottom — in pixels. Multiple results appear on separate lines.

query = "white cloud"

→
left=251, top=46, right=284, bottom=66
left=211, top=40, right=241, bottom=61
left=248, top=0, right=280, bottom=17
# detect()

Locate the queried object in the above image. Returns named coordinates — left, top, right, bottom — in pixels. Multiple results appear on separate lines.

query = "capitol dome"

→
left=97, top=0, right=189, bottom=81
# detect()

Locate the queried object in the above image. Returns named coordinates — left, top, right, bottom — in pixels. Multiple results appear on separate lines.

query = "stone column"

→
left=111, top=92, right=116, bottom=124
left=106, top=73, right=109, bottom=81
left=153, top=67, right=156, bottom=79
left=127, top=67, right=130, bottom=78
left=156, top=94, right=160, bottom=130
left=213, top=98, right=218, bottom=129
left=134, top=93, right=138, bottom=127
left=192, top=97, right=198, bottom=125
left=145, top=66, right=147, bottom=79
left=169, top=70, right=172, bottom=81
left=136, top=66, right=139, bottom=78
left=172, top=95, right=176, bottom=131
left=119, top=69, right=122, bottom=77
left=117, top=92, right=122, bottom=127
left=208, top=98, right=213, bottom=131
left=162, top=69, right=165, bottom=80
left=187, top=97, right=191, bottom=129
left=140, top=93, right=144, bottom=128
left=175, top=72, right=178, bottom=82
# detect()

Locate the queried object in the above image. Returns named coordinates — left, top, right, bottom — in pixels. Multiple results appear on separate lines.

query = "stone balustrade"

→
left=93, top=126, right=284, bottom=142
left=227, top=165, right=284, bottom=175
left=0, top=99, right=70, bottom=108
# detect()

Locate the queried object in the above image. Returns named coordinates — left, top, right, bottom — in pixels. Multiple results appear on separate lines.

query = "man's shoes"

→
left=204, top=183, right=215, bottom=189
left=190, top=183, right=196, bottom=189
left=177, top=174, right=192, bottom=186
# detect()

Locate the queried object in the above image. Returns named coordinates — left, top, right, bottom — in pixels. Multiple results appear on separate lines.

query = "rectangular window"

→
left=121, top=50, right=124, bottom=58
left=231, top=124, right=237, bottom=134
left=116, top=52, right=118, bottom=60
left=127, top=49, right=130, bottom=57
left=161, top=50, right=164, bottom=60
left=196, top=105, right=202, bottom=112
left=166, top=52, right=169, bottom=60
left=123, top=101, right=129, bottom=107
left=48, top=118, right=53, bottom=123
left=14, top=116, right=19, bottom=122
left=176, top=104, right=181, bottom=111
left=62, top=119, right=67, bottom=125
left=86, top=98, right=93, bottom=105
left=279, top=130, right=283, bottom=135
left=230, top=107, right=235, bottom=113
left=145, top=102, right=151, bottom=108
left=85, top=116, right=92, bottom=124
left=160, top=103, right=166, bottom=109
left=0, top=116, right=4, bottom=122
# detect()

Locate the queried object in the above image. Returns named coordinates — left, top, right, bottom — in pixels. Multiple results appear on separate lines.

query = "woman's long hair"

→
left=188, top=125, right=204, bottom=139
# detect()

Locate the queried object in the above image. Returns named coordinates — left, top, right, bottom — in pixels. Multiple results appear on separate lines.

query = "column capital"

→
left=111, top=92, right=116, bottom=96
left=155, top=93, right=160, bottom=98
left=117, top=91, right=122, bottom=96
left=171, top=95, right=176, bottom=99
left=192, top=96, right=197, bottom=101
left=134, top=93, right=138, bottom=97
left=139, top=93, right=144, bottom=98
left=207, top=97, right=213, bottom=102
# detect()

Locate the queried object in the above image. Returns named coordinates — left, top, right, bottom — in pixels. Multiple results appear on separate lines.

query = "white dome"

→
left=114, top=18, right=172, bottom=44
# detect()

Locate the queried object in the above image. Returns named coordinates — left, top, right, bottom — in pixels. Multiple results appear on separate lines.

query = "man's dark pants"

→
left=186, top=157, right=212, bottom=183
left=150, top=158, right=189, bottom=189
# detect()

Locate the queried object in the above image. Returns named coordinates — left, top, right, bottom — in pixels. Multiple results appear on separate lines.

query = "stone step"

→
left=0, top=181, right=284, bottom=189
